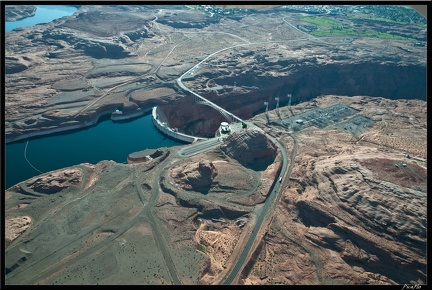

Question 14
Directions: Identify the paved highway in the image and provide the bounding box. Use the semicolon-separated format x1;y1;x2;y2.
173;24;310;285
174;124;295;285
222;131;296;284
146;158;182;285
175;36;300;285
177;137;221;157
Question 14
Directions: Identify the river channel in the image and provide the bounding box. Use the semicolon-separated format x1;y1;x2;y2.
4;5;183;189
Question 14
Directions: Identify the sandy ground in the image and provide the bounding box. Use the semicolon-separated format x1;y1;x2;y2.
5;5;426;285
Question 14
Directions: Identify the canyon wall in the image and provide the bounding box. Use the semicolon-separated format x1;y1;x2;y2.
5;5;426;143
162;62;426;137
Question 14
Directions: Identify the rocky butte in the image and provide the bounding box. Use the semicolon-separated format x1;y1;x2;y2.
5;5;36;21
4;5;427;285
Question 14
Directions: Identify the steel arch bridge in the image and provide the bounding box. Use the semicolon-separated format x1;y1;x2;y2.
193;94;240;124
177;75;243;124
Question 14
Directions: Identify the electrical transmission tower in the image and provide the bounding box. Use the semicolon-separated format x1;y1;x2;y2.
287;93;294;117
275;97;281;120
264;101;269;123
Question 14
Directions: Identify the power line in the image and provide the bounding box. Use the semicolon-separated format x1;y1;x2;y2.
24;141;44;174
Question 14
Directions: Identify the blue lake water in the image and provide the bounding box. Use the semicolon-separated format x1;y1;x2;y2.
6;5;79;32
5;115;183;189
4;5;183;189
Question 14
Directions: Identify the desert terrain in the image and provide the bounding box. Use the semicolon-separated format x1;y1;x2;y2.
4;5;427;285
4;5;37;21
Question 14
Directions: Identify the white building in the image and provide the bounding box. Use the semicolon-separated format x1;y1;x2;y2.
220;122;231;134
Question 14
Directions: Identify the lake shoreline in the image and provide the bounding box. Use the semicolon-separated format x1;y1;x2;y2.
5;110;183;189
5;5;37;22
5;5;79;32
5;108;155;144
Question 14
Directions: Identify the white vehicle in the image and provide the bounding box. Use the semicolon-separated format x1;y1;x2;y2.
279;177;282;182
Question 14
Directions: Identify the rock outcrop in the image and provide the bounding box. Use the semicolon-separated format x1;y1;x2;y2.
4;5;428;285
251;95;427;285
170;160;218;193
220;129;277;170
4;5;426;143
5;5;36;21
38;28;132;59
4;95;427;285
26;168;82;194
155;9;219;29
5;216;32;243
5;56;31;74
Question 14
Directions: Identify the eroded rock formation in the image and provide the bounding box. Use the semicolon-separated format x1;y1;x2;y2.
220;129;278;170
4;5;426;143
5;216;32;243
170;159;218;192
5;5;36;21
25;168;82;194
4;4;427;285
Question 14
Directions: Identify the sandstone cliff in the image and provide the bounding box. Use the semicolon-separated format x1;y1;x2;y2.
5;5;36;21
220;129;278;170
5;5;426;142
170;160;218;193
4;5;427;285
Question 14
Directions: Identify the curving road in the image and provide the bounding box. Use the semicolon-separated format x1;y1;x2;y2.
173;26;306;284
144;159;183;285
222;131;297;284
152;14;313;284
177;137;221;157
175;44;296;285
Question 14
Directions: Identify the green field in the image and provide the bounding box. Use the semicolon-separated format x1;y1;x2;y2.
300;16;416;41
349;16;399;24
349;16;427;28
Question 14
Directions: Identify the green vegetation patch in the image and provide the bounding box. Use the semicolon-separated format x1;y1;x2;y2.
349;16;400;24
301;14;420;41
349;16;426;28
